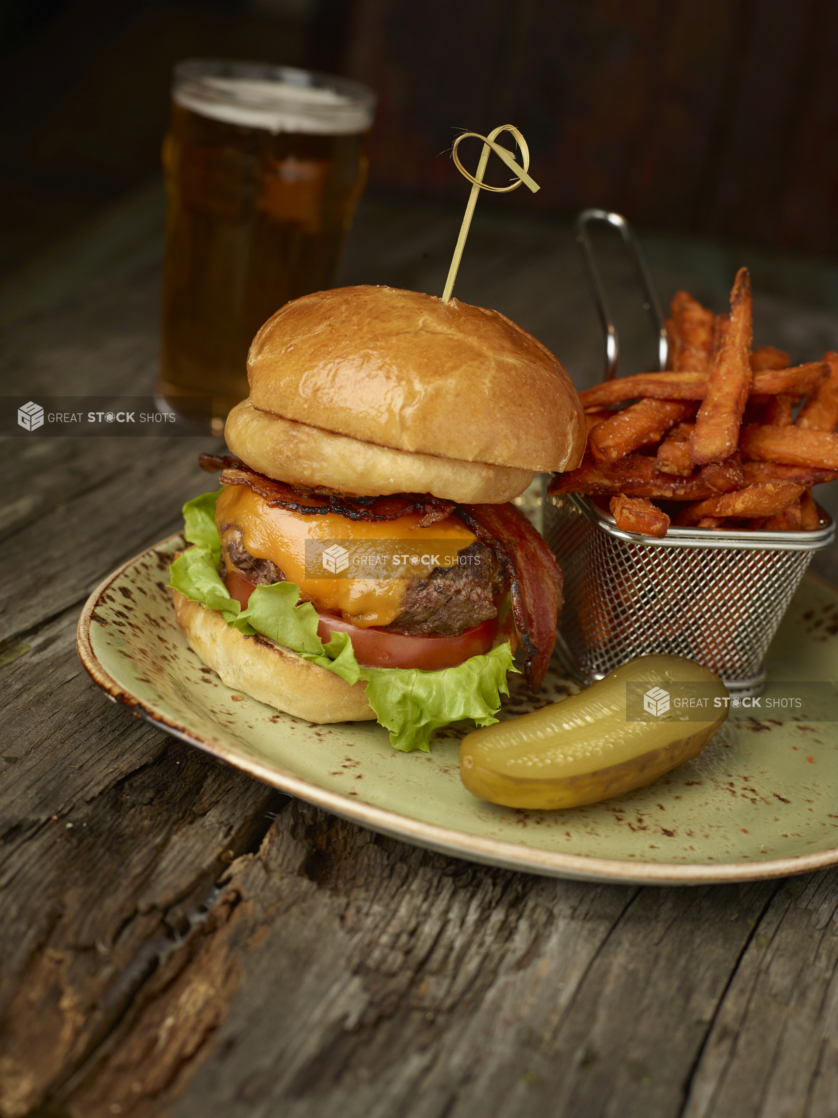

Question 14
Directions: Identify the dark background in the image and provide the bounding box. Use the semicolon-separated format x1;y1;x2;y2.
1;0;836;279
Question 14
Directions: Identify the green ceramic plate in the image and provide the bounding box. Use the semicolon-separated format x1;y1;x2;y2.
77;533;838;885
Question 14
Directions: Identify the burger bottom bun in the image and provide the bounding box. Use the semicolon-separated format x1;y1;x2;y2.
173;590;375;723
224;399;534;504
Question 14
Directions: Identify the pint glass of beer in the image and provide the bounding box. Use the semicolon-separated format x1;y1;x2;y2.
158;60;376;427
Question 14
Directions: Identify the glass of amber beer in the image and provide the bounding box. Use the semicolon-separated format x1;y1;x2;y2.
158;60;375;427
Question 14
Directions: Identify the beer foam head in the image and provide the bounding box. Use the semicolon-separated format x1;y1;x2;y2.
174;76;374;135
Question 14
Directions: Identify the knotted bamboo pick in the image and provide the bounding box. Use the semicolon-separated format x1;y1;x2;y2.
441;124;540;304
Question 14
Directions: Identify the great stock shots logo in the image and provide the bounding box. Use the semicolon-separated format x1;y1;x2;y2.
17;401;44;431
306;540;478;580
626;681;838;723
643;686;671;718
321;544;350;574
3;396;212;436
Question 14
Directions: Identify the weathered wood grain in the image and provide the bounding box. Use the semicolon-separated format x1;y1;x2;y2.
683;871;838;1118
3;183;838;1118
0;604;281;1116
0;437;212;646
19;800;781;1118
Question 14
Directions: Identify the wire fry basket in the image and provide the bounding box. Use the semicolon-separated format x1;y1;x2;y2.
546;210;836;695
546;494;834;694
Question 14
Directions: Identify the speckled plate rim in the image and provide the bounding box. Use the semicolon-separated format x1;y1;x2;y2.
77;533;838;886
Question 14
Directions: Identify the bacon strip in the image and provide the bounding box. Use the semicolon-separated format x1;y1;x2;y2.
200;452;238;473
203;454;455;525
458;503;561;692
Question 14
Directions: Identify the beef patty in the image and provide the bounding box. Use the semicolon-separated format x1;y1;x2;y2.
383;541;501;635
220;528;501;636
222;528;284;585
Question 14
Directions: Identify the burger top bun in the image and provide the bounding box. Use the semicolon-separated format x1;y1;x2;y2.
224;400;535;504
246;285;587;476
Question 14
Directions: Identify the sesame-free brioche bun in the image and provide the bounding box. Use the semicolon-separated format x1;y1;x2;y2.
224;399;534;503
239;285;586;500
173;586;375;723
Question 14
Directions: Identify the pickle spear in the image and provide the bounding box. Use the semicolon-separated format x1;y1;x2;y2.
459;654;728;810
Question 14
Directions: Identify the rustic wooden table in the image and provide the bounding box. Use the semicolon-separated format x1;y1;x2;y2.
4;183;838;1118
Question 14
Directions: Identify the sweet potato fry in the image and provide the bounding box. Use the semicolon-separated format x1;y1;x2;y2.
673;481;805;526
580;372;708;408
585;409;612;433
743;392;794;427
549;454;714;500
742;460;838;487
669;292;715;372
659;445;696;480
657;441;693;476
609;495;670;538
752;362;827;398
558;275;833;538
764;394;794;426
670;421;695;438
763;499;803;530
589;399;693;463
751;345;791;371
578;364;824;410
656;422;695;476
800;490;825;530
701;453;745;493
739;425;838;469
690;268;753;465
795;351;838;431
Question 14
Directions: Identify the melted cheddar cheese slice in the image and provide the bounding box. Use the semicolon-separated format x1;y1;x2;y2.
215;485;477;628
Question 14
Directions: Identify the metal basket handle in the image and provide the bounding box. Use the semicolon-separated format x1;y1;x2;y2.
575;209;669;381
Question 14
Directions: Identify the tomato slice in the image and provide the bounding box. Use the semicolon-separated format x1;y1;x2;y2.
315;611;498;670
225;567;260;609
224;569;498;670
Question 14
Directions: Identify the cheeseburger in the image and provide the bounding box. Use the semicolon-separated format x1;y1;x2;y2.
170;285;586;751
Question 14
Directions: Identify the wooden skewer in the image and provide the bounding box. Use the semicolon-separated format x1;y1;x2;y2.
441;124;540;305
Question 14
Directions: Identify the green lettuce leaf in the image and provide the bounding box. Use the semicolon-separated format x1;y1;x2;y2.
359;644;516;752
306;630;364;687
182;491;222;558
236;582;324;654
296;630;514;751
170;491;517;752
169;545;242;623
